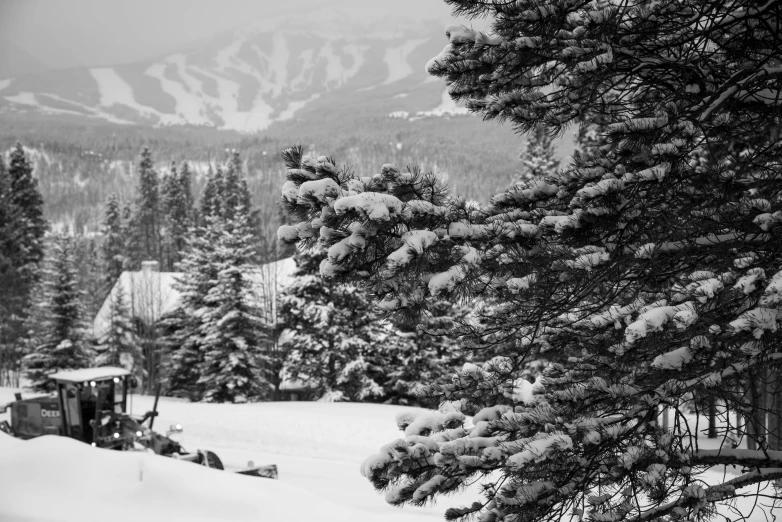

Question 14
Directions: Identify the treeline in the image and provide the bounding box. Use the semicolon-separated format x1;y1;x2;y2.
0;144;290;399
0;114;524;235
1;143;473;405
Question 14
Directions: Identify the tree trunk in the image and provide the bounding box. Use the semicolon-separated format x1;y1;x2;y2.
708;396;717;439
768;369;782;451
751;373;767;450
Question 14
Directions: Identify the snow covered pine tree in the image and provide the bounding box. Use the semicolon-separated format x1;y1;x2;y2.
163;153;272;403
23;234;91;392
160;162;194;272
278;1;782;520
0;144;47;385
101;193;127;291
95;284;142;380
126;147;161;269
279;245;389;402
512;125;559;185
280;243;470;404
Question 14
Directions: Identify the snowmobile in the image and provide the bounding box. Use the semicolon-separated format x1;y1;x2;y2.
0;366;277;479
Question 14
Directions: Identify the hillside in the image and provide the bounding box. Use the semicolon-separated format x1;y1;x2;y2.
0;17;462;132
0;11;576;235
0;112;551;235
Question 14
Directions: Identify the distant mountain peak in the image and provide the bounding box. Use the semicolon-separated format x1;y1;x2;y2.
0;22;459;133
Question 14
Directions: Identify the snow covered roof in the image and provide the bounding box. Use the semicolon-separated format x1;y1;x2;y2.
92;257;297;340
279;378;312;391
50;366;131;384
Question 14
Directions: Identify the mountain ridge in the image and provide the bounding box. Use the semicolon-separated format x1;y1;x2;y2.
0;18;465;133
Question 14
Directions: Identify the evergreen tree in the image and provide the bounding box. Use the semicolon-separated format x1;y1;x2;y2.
279;247;388;402
278;1;782;518
101;193;126;291
275;201;296;260
209;151;270;265
575;122;609;155
17;270;48;384
0;154;13;384
122;203;132;234
512;125;558;184
23;235;91;391
197;210;272;402
161;162;193;271
6;144;47;274
95;284;141;378
199;164;221;224
0;155;9;272
220;151;246;221
126;147;160;268
199;153;254;225
72;236;105;325
178;161;195;214
163;161;272;402
159;249;210;400
0;145;47;385
384;299;471;407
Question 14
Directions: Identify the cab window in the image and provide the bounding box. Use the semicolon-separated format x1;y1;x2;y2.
65;386;81;429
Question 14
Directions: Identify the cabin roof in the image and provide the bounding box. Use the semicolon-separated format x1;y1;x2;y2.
92;257;297;340
49;367;131;384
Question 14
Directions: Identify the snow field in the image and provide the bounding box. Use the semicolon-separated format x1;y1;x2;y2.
1;387;772;521
0;387;475;521
382;39;429;85
0;432;361;522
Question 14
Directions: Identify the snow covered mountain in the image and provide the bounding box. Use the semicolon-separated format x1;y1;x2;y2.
0;16;465;132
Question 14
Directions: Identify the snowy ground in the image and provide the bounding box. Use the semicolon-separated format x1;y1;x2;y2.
0;386;474;522
0;386;775;521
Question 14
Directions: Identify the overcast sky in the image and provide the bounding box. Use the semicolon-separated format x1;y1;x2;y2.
0;0;469;70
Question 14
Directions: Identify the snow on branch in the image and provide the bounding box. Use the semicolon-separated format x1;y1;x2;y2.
491;179;558;208
733;267;765;294
387;231;439;269
574;178;624;200
425;44;457;75
651;346;692;370
298;177;341;204
760;269;782;306
506;432;573;468
574;298;646;329
624;302;697;344
633;232;770;258
428;246;482;297
753;210;782;231
564;249;610;271
445;25;502;46
334;192;404;221
507;274;538;294
694;449;782;467
727;307;779;338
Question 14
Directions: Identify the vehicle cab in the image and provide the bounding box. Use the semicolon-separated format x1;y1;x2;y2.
49;367;132;444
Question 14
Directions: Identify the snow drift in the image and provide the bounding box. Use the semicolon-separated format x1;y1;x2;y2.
0;432;360;522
